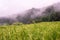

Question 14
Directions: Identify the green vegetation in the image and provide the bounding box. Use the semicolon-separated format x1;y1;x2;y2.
0;21;60;40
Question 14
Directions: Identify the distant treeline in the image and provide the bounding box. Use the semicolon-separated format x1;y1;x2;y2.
0;4;60;25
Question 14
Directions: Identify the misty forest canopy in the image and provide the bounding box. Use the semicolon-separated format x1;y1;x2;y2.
0;3;60;25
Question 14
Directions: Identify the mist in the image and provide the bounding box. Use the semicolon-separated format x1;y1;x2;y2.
0;0;60;17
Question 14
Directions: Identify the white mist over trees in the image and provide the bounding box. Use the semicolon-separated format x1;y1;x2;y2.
0;3;60;25
0;0;60;17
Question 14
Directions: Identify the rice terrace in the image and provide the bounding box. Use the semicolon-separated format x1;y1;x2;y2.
0;21;60;40
0;0;60;40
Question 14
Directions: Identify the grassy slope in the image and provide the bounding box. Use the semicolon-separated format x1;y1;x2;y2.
0;21;60;40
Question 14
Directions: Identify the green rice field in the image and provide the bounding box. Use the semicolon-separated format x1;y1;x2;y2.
0;21;60;40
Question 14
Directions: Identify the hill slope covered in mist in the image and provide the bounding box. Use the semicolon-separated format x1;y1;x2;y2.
0;2;60;25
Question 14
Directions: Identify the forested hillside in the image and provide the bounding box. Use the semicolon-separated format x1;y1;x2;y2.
0;3;60;25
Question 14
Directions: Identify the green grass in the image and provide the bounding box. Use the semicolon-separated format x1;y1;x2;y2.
0;21;60;40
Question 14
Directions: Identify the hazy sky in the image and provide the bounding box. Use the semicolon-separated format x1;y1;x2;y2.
0;0;60;17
